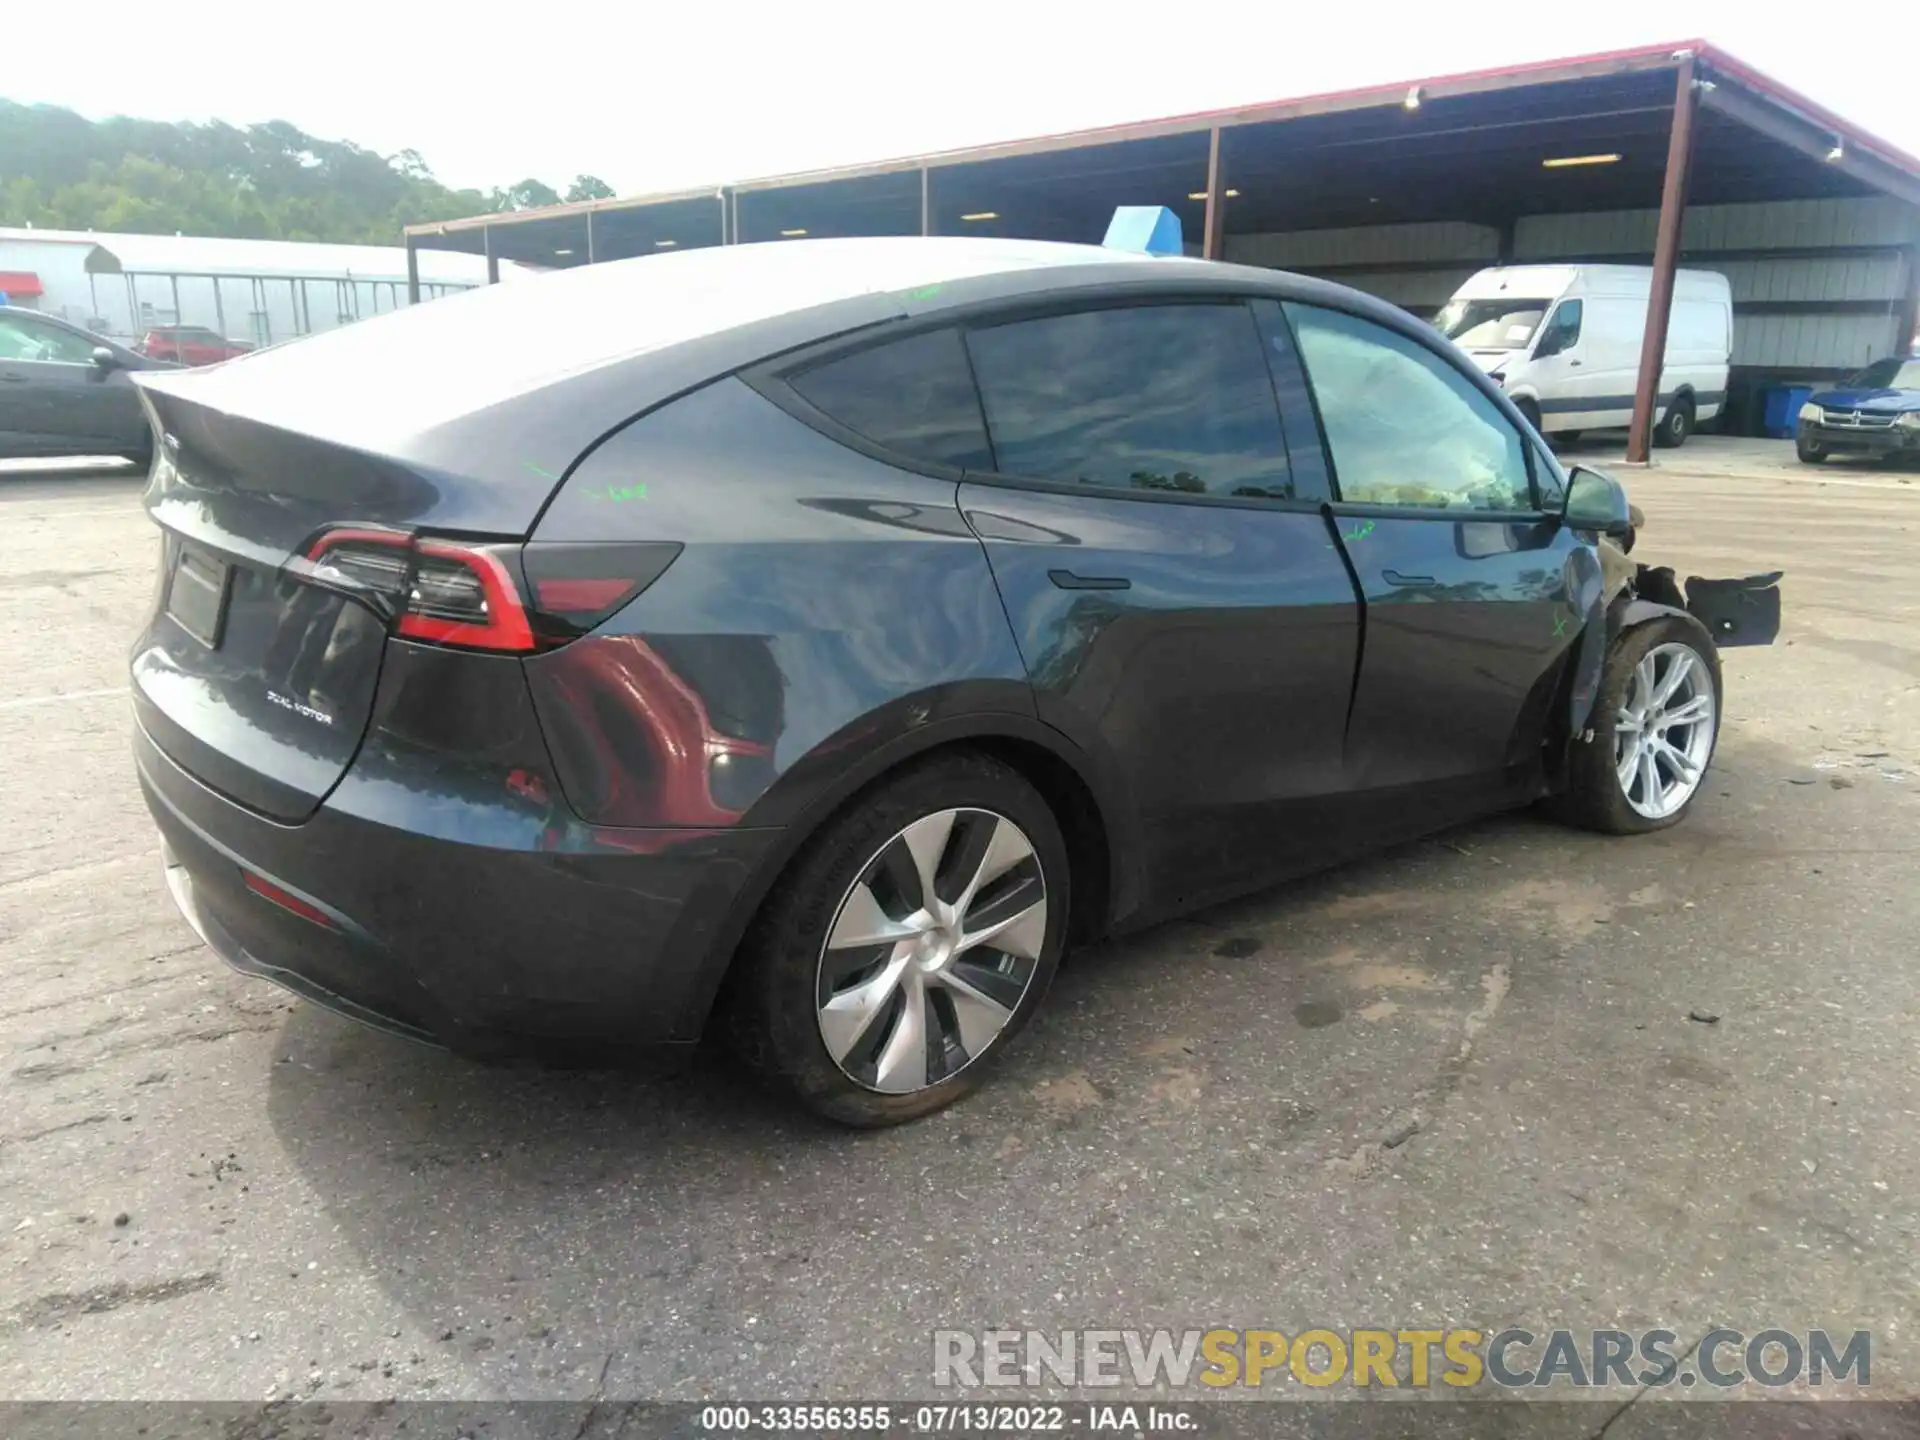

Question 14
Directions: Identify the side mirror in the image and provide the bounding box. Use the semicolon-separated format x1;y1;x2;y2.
1563;465;1633;539
90;346;121;372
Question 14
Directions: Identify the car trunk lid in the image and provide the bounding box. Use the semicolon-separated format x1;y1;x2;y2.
129;385;562;822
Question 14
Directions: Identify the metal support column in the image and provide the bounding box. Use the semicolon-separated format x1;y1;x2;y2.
920;166;932;237
484;225;500;284
1496;219;1517;266
213;279;227;338
1202;127;1226;260
1899;239;1920;356
585;209;597;264
168;274;182;324
405;237;421;304
1627;57;1699;463
729;190;741;245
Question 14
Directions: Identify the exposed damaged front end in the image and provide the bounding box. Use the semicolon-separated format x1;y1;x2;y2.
1556;489;1783;767
1599;503;1784;649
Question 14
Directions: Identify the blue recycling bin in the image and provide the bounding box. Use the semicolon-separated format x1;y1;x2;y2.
1763;385;1812;438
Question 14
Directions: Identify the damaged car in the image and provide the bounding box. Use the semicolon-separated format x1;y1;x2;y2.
129;236;1781;1126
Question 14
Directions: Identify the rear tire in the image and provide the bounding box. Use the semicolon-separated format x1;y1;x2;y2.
1554;617;1721;835
722;750;1068;1126
1654;395;1695;449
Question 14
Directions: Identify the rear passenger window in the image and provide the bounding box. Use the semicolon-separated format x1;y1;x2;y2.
1287;303;1534;512
966;303;1295;499
788;328;993;471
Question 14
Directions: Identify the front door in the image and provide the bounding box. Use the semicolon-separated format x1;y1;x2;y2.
1280;301;1584;824
956;299;1360;921
0;312;138;455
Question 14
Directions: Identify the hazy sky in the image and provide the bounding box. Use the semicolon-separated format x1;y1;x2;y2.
21;2;1920;197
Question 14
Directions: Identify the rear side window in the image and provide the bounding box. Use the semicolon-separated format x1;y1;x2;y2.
1286;303;1533;512
966;303;1295;499
787;328;993;471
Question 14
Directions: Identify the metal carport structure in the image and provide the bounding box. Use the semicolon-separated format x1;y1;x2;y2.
406;40;1920;462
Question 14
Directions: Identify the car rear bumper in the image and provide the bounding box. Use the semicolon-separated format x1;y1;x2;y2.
1798;419;1920;458
135;720;781;1058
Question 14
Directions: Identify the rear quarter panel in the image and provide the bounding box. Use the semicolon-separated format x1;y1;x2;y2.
525;377;1036;831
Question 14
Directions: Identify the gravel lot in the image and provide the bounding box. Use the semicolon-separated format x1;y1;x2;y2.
1;440;1916;1422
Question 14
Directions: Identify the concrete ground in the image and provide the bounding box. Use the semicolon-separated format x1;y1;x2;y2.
1;436;1916;1422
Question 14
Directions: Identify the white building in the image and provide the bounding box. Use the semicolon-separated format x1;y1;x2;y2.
0;227;506;346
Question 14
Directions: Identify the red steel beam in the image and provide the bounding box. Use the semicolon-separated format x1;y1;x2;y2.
1627;58;1698;463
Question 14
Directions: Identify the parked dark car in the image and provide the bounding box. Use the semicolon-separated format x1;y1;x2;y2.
132;237;1764;1126
137;325;255;367
0;309;170;462
1795;356;1920;464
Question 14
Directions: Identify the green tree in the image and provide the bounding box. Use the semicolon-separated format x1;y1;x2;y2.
0;98;578;243
564;174;615;203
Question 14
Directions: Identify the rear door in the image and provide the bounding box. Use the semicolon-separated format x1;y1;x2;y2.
951;299;1360;918
1280;300;1581;824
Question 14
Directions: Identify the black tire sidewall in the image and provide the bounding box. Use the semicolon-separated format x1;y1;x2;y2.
1656;397;1694;448
1561;617;1721;834
1797;439;1826;464
726;751;1069;1127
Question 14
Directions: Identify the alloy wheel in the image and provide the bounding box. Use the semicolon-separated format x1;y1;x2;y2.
1615;642;1715;819
815;807;1048;1094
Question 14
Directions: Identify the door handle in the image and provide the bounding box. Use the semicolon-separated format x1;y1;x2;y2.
1570;360;1584;367
1382;569;1438;588
0;372;29;383
1048;569;1131;591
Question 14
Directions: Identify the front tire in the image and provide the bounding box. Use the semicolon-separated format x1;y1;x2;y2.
1796;436;1826;464
1654;395;1695;449
723;751;1068;1126
1556;618;1721;835
1514;397;1543;437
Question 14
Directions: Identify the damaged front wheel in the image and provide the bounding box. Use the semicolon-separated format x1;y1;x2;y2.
1555;618;1721;834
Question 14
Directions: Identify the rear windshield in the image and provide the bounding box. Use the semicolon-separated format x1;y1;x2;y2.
1435;298;1552;351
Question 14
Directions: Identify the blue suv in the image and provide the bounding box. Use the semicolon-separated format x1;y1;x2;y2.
1797;356;1920;465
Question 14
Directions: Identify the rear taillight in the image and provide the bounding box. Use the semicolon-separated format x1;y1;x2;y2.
304;528;535;653
519;542;683;643
299;531;681;653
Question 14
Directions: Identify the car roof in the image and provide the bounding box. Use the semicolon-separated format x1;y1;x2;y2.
139;235;1435;497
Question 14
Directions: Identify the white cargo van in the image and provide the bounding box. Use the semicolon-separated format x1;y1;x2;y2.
1434;265;1732;447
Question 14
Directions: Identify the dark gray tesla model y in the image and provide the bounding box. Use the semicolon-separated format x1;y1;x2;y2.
131;236;1767;1125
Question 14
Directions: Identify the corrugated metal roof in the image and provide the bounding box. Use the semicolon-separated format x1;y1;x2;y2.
0;227;502;283
408;38;1920;240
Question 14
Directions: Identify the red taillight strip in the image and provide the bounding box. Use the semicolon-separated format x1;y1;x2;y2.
300;526;538;655
306;527;410;562
531;576;640;615
403;540;537;653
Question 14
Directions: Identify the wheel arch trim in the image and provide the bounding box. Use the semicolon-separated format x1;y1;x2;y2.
672;710;1132;1037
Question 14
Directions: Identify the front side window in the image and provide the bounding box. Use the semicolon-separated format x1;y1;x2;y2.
1287;303;1533;513
966;303;1295;499
786;327;993;471
1533;299;1583;359
0;313;95;365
